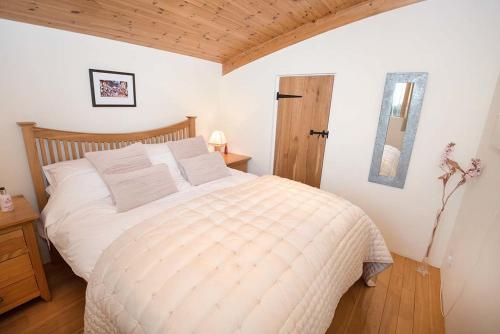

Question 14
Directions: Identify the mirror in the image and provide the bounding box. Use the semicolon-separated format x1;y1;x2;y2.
369;73;428;188
379;82;414;177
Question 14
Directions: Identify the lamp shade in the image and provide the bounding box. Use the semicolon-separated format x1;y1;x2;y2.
209;131;227;146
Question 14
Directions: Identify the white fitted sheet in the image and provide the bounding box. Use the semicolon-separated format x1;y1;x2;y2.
42;169;257;281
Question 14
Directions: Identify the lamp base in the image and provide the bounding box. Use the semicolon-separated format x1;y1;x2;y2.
212;144;228;153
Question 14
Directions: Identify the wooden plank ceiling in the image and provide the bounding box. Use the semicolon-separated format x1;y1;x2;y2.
0;0;421;74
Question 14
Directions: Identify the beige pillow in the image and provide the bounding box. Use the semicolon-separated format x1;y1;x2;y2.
85;143;178;211
85;143;151;175
178;152;231;186
167;136;209;161
167;136;209;178
103;164;178;212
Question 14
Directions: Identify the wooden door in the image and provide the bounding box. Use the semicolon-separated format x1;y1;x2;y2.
273;75;334;187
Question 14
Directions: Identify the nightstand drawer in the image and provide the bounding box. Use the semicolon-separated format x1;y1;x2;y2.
0;195;50;310
0;229;28;262
0;254;34;288
0;275;39;314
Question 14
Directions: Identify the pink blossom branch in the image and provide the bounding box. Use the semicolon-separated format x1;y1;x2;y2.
425;179;464;258
423;144;482;260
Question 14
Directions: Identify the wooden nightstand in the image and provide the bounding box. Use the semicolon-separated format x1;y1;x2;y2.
222;153;251;172
0;195;50;314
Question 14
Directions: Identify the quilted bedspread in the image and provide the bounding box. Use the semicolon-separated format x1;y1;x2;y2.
84;176;392;334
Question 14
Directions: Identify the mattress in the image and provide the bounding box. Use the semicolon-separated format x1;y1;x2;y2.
42;168;257;281
84;175;392;334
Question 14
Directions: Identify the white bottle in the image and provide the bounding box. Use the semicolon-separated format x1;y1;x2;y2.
0;187;14;212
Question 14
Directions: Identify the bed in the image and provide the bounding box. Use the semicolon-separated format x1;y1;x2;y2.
18;117;392;334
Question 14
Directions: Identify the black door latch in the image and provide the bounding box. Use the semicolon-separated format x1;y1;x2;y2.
276;92;303;100
309;129;329;138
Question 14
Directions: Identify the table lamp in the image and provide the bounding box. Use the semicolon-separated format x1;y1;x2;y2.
209;130;227;153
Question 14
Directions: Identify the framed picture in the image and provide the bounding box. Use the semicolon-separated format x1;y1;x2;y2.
89;69;136;107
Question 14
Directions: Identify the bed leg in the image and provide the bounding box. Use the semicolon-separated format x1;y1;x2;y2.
49;247;64;264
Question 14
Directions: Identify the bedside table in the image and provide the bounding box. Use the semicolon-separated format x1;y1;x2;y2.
222;153;251;172
0;195;50;314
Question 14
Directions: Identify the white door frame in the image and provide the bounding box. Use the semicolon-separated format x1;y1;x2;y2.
268;72;336;177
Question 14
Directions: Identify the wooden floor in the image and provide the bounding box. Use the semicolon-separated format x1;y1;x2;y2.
327;254;444;334
0;253;443;334
0;262;86;334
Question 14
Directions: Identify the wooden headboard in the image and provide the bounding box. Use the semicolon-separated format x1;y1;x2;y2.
18;116;196;211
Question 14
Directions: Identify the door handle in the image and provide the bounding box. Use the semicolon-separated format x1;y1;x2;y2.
309;130;329;138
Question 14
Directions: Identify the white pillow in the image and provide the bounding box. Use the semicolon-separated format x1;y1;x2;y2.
42;158;96;188
144;143;191;190
42;171;111;230
45;185;55;196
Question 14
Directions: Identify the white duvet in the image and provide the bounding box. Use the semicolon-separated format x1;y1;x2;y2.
42;168;256;280
83;176;392;334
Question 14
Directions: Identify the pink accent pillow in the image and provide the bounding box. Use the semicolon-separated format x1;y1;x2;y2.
103;164;178;212
167;136;209;178
178;152;231;186
85;143;151;175
85;143;178;211
166;136;208;160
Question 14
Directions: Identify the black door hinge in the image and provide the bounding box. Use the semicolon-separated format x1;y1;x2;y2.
276;92;303;100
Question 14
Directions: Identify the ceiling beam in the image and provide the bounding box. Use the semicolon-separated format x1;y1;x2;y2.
222;0;423;75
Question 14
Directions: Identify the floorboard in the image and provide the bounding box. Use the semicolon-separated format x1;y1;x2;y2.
395;257;417;334
0;262;86;334
328;253;444;334
378;254;404;334
0;254;444;333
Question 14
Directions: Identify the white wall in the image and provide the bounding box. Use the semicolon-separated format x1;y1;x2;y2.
440;75;500;333
218;0;500;265
0;19;221;210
